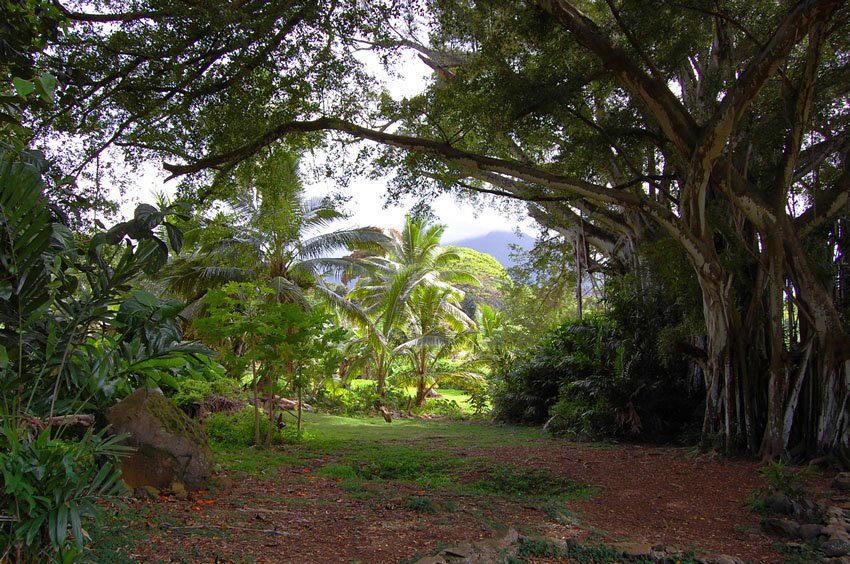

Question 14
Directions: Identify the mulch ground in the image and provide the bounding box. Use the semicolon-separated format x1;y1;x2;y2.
100;441;836;563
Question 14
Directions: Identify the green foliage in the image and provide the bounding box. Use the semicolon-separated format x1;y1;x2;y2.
445;246;509;316
0;426;130;562
492;262;704;441
474;465;592;499
491;316;620;431
413;398;463;419
751;461;818;505
0;148;199;415
509;537;691;564
0;148;215;562
404;495;437;513
168;366;237;410
314;381;407;416
195;281;344;443
204;406;287;448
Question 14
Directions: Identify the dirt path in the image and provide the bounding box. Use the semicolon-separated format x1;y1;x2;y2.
92;427;835;563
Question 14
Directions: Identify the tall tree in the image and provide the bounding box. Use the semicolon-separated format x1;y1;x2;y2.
161;148;386;308
347;215;476;397
30;1;850;463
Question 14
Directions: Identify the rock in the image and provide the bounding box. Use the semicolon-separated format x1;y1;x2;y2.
822;539;850;558
698;555;745;564
792;498;825;522
833;473;850;492
210;475;236;492
825;525;850;542
763;493;795;515
826;557;850;564
761;517;801;538
612;542;654;558
796;523;824;540
414;527;519;563
108;388;213;491
134;485;160;499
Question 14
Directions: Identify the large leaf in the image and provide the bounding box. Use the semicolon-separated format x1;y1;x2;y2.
0;151;56;331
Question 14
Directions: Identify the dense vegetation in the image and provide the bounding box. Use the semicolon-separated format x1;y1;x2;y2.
2;0;849;560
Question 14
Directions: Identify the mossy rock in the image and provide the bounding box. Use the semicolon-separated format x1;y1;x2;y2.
107;388;213;491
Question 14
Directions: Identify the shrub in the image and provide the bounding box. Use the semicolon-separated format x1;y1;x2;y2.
404;496;437;513
0;426;129;562
168;367;240;411
204;406;286;447
413;398;463;418
313;382;408;416
492;279;704;442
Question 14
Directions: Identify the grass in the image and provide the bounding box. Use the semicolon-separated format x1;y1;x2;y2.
209;412;590;516
101;412;598;562
294;411;546;450
345;379;481;413
214;446;302;477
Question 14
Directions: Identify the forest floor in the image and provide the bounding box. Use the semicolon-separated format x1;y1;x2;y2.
89;413;837;563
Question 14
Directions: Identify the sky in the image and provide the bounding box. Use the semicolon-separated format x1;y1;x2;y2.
119;48;538;244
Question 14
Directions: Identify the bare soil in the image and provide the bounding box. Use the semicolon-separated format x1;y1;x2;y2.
98;438;835;563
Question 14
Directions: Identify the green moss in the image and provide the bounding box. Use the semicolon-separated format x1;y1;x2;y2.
143;391;209;446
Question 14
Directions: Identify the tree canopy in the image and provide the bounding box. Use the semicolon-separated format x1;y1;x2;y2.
18;0;850;463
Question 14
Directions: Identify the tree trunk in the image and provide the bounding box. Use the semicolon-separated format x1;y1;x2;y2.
415;374;427;407
297;384;303;433
265;375;275;446
251;350;260;446
697;268;748;453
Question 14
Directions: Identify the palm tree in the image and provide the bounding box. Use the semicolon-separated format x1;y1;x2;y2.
160;149;386;308
394;284;482;406
346;215;478;400
159;149;386;433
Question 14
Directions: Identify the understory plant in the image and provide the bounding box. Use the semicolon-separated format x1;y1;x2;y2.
0;148;199;561
0;426;130;562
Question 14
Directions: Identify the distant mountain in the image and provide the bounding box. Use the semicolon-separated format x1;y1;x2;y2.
447;230;533;269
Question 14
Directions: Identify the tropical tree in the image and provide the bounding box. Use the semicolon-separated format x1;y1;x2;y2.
394;284;480;406
23;0;850;463
347;215;477;398
161;149;387;309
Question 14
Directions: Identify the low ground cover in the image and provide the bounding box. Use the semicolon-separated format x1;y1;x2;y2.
88;413;829;562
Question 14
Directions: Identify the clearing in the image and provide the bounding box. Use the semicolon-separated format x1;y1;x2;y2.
90;413;832;563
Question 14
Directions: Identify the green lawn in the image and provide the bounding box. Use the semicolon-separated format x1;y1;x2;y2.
345;378;480;412
213;412;592;504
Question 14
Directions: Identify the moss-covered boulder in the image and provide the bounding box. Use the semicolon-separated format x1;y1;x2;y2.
107;388;213;491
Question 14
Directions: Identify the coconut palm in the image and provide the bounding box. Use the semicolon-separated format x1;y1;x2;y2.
346;215;479;399
394;284;482;406
160;149;387;309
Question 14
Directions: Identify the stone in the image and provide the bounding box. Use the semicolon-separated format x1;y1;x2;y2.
612;542;654;558
414;527;519;563
833;473;850;492
133;485;160;499
761;517;801;538
763;493;795;515
822;539;850;558
108;388;213;491
796;523;824;540
698;555;745;564
210;475;236;492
